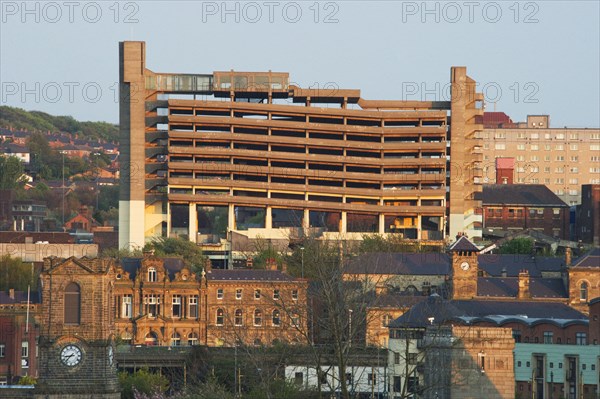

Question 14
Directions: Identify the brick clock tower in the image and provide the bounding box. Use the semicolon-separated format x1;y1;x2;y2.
35;257;120;398
450;236;480;299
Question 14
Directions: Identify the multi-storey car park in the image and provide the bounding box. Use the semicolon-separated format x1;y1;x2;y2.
119;41;484;256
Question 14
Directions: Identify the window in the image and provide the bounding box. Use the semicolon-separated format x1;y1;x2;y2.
345;373;352;385
382;314;392;327
148;267;157;282
272;310;281;326
495;143;506;150
555;144;564;150
517;155;525;161
254;309;262;326
570;144;578;150
368;373;376;385
64;282;81;325
292;290;298;300
145;294;161;317
580;282;588;301
236;289;242;300
513;330;522;343
217;288;223;300
189;296;198;318
121;294;132;318
576;332;587;345
187;332;198;346
216;308;224;326
394;352;400;364
494;132;506;139
291;313;300;327
273;289;280;300
393;376;401;392
591;144;600;151
234;309;243;326
550;362;554;368
254;289;261;299
570;156;579;162
170;295;182;318
556;155;564;161
0;344;5;358
21;341;28;358
530;144;539;150
517;144;525;150
531;133;539;139
294;372;303;385
408;353;418;365
517;361;522;367
569;178;578;184
544;331;553;344
170;332;181;346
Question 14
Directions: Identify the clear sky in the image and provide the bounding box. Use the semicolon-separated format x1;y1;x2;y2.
1;1;599;127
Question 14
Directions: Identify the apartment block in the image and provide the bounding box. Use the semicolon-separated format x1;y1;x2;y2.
119;41;484;251
481;114;600;205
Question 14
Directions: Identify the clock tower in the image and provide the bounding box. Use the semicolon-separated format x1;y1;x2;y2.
35;257;120;398
449;236;480;300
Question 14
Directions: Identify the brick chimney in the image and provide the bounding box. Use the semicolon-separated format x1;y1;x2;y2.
265;257;278;271
565;247;572;266
495;157;514;184
9;288;15;300
518;270;530;299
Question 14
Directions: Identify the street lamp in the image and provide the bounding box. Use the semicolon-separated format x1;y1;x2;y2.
300;246;305;278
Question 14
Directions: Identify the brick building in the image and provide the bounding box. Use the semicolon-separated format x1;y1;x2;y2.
482;184;570;239
481;114;600;205
577;184;600;245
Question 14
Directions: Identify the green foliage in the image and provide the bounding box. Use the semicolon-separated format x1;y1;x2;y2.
499;238;534;254
0;156;25;189
17;375;37;385
251;239;283;270
358;234;443;254
0;106;118;142
0;255;38;291
118;369;169;399
101;247;144;259
175;376;235;399
146;237;207;274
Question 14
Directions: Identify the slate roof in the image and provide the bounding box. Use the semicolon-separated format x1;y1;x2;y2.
448;236;480;252
478;254;565;277
483;184;568;207
477;277;567;298
571;248;600;268
120;257;187;280
389;296;587;328
344;252;450;275
207;269;296;282
368;293;428;309
0;291;40;304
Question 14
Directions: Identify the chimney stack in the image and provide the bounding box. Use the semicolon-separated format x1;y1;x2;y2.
565;247;572;266
265;257;278;271
9;289;15;300
518;269;530;299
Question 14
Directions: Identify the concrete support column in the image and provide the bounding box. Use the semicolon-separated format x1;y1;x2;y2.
303;209;310;232
378;214;385;234
188;203;197;243
417;215;422;240
265;206;273;229
340;212;347;234
228;204;235;231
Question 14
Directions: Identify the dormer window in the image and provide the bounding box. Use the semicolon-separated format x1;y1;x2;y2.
148;267;157;282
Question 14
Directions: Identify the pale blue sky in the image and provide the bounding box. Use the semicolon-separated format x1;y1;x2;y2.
1;1;599;127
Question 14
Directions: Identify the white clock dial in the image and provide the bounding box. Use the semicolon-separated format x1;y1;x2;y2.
460;261;470;271
60;344;82;366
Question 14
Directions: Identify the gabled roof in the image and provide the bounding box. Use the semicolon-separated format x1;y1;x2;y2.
207;269;297;282
477;277;567;298
344;253;450;275
571;248;600;268
478;254;565;277
483;184;568;207
448;236;480;252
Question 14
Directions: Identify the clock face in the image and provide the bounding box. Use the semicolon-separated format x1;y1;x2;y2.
460;261;470;271
60;344;82;367
108;346;114;365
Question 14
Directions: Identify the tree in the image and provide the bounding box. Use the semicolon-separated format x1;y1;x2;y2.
146;237;207;274
118;369;169;399
0;255;38;291
499;238;534;254
0;155;25;189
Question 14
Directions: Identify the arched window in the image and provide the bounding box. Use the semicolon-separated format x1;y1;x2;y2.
187;332;198;346
148;267;157;282
171;332;181;346
216;308;224;326
580;282;588;301
254;309;262;326
272;310;281;326
64;282;80;325
234;309;243;326
145;331;158;346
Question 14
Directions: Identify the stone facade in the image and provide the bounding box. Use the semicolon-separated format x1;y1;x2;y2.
34;257;120;398
451;249;479;300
